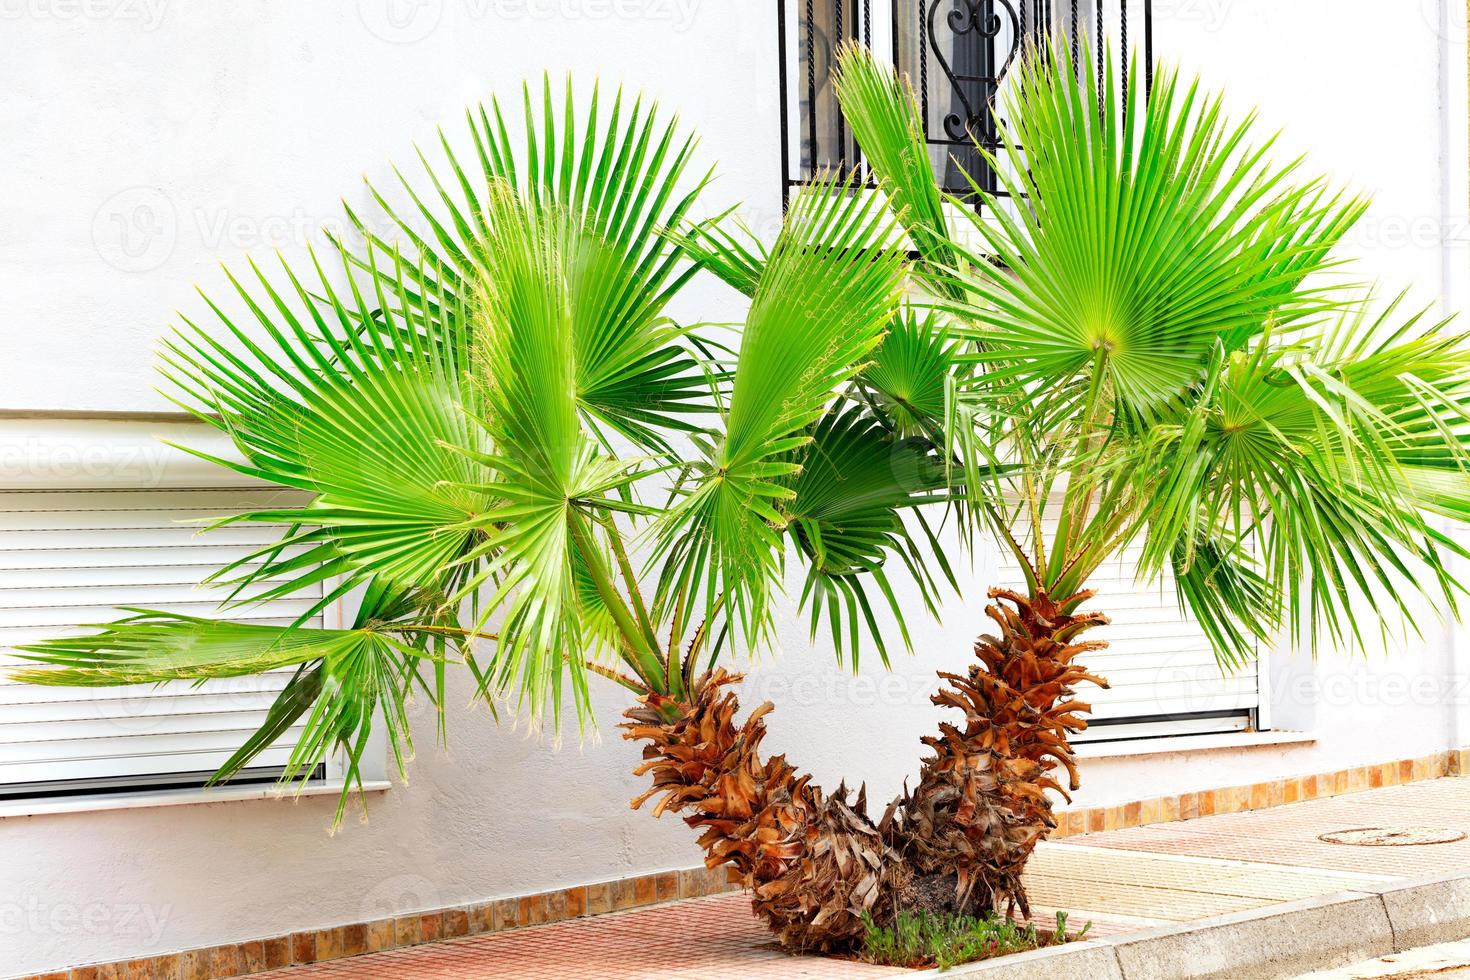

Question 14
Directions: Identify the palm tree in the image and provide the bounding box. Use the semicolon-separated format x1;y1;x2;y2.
16;41;1470;956
822;39;1470;919
13;80;963;951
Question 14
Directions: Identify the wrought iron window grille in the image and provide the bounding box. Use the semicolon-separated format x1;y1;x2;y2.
776;1;1154;211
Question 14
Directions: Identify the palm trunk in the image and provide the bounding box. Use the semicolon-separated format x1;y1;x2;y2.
893;587;1110;918
623;668;914;951
621;587;1108;949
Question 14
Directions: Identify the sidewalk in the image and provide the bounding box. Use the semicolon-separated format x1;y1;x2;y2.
252;777;1470;980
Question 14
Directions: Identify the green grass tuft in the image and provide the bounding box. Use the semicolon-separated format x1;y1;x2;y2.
857;908;1090;971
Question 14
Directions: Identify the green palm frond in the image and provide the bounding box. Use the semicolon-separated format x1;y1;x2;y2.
950;42;1367;418
159;246;491;615
832;42;953;277
352;76;716;453
656;175;909;642
860;307;957;436
1134;300;1470;652
16;609;422;822
785;405;955;666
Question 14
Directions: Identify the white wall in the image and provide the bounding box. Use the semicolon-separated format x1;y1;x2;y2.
1;1;1467;975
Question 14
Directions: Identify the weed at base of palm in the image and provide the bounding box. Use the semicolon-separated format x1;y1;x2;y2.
858;908;1090;971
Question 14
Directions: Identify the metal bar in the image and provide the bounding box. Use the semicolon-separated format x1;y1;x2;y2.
1096;0;1104;113
835;0;847;176
1121;0;1130;111
919;0;930;131
806;0;818;178
778;0;792;209
1144;0;1154;94
1071;0;1078;66
891;0;900;69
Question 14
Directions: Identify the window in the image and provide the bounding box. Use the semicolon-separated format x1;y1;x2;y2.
0;426;339;801
1002;510;1261;744
777;1;1156;206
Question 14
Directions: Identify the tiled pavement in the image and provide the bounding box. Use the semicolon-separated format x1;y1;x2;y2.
254;777;1470;979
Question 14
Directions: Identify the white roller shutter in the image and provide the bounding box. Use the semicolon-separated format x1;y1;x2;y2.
1003;515;1259;743
0;484;337;797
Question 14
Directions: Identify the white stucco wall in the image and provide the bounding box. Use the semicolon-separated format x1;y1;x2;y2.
1;2;1467;975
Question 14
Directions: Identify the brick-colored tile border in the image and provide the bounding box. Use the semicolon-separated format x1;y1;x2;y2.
21;746;1470;980
18;866;738;980
1052;747;1470;838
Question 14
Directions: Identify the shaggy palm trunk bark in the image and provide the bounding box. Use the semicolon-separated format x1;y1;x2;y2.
623;668;914;951
894;587;1110;918
622;587;1109;949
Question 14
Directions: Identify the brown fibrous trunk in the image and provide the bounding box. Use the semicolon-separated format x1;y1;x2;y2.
621;587;1109;951
892;587;1109;918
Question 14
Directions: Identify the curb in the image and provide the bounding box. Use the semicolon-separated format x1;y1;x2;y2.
921;872;1470;980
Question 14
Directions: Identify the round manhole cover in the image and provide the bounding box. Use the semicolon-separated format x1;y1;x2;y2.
1318;827;1466;846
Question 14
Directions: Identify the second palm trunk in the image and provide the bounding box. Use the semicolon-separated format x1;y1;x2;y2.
621;586;1109;950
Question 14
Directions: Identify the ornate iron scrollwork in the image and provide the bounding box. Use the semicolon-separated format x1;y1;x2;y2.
928;0;1023;146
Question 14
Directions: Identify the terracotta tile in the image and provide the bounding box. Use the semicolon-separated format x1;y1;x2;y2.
1123;801;1142;826
177;950;212;980
314;926;346;961
633;874;657;906
290;931;317;964
442;908;470;939
494;898;521;931
1160;795;1181;823
1198;789;1217;816
32;973;73;980
416;912;445;942
1400;759;1416;783
654;872;679;903
238;940;267;974
1332;770;1350;794
72;969;103;980
209;945;241;978
467;904;496;935
585;881;613;914
340;922;368;957
1266;781;1285;808
517;893;549;926
613;877;640;911
363;917;396;950
1178;792;1198;821
261;936;291;970
1368;765;1384;789
1414;757;1432;781
1249;782;1270;811
676;868;703;899
1086;808;1105;833
1347;767;1369;793
563;885;587;918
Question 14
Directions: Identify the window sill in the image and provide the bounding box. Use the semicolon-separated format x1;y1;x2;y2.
1074;730;1317;761
0;780;391;819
